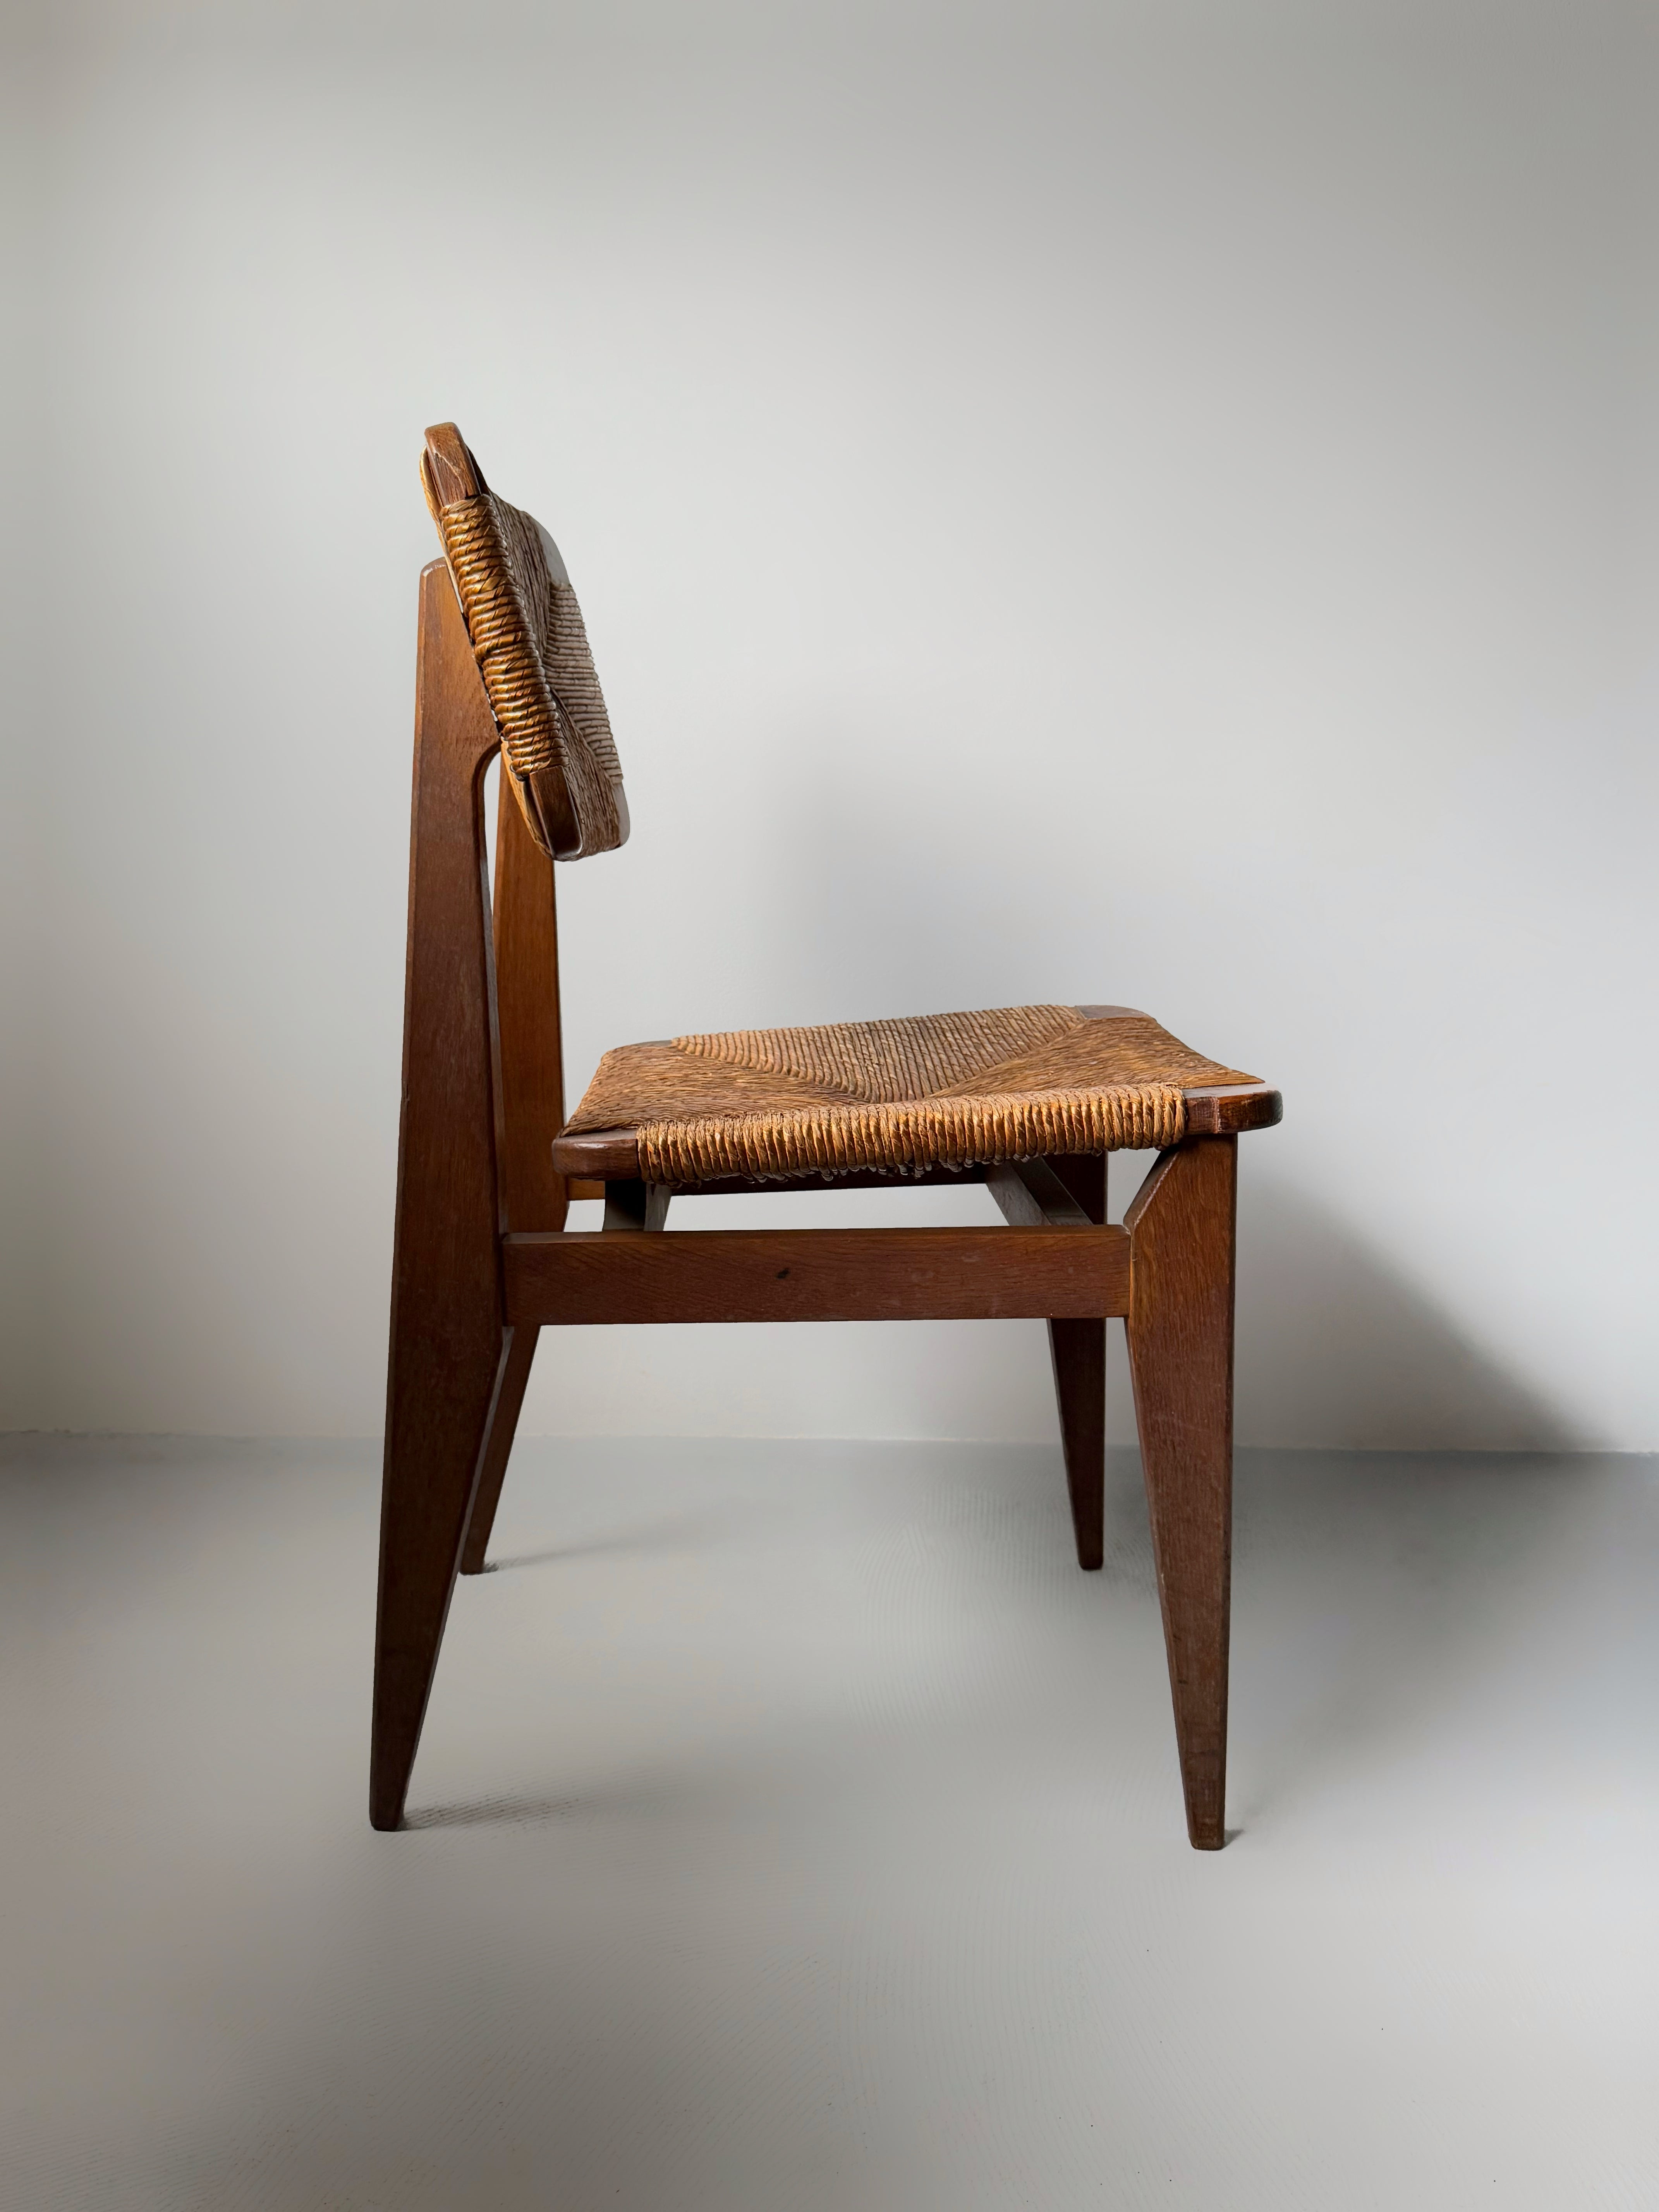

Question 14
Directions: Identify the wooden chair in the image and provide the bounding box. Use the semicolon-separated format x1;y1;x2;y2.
374;424;1281;1846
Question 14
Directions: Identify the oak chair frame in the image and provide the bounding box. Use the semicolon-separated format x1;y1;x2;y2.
374;554;1281;1846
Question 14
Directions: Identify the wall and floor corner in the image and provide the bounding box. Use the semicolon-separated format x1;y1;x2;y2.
2;0;1655;1453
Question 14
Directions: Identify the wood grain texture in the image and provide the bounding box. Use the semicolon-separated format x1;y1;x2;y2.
1182;1085;1282;1137
449;768;567;1579
504;1224;1130;1327
458;1322;539;1578
985;1158;1091;1228
1123;1136;1237;1850
986;1161;1108;1569
493;766;568;1234
373;561;508;1831
1049;1156;1108;1573
421;421;483;507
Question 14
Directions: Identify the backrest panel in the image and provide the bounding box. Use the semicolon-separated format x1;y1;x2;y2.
421;423;629;862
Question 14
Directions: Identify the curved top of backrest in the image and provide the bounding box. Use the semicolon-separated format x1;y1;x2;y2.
421;423;629;862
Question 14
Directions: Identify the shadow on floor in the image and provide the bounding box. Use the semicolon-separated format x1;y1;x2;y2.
485;1504;741;1574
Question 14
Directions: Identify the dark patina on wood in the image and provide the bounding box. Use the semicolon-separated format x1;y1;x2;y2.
374;443;1278;1849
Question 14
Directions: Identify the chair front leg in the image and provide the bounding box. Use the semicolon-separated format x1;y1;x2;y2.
1122;1135;1237;1850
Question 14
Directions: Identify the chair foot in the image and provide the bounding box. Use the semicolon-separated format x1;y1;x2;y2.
1123;1137;1237;1851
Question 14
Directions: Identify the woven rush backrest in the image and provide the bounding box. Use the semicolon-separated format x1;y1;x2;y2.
421;423;629;862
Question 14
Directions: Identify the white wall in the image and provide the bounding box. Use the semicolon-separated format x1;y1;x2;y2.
7;0;1657;1446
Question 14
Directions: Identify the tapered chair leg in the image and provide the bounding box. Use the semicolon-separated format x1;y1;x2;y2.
373;1323;510;1829
1122;1135;1237;1850
1041;1153;1106;1569
460;1325;540;1575
1048;1319;1106;1569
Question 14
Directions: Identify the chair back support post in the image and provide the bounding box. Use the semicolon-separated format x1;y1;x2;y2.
491;760;570;1233
453;761;570;1578
373;559;512;1829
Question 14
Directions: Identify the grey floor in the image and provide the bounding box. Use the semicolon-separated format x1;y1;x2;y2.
7;1435;1657;2211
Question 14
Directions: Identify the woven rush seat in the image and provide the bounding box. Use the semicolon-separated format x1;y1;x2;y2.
555;1002;1258;1185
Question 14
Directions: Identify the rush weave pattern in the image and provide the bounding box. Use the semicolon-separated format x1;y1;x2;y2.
424;471;627;861
563;1006;1256;1183
675;1005;1084;1102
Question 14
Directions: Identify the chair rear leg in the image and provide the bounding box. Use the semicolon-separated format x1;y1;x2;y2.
1044;1153;1106;1569
460;1325;540;1575
1122;1136;1237;1850
1048;1319;1106;1569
